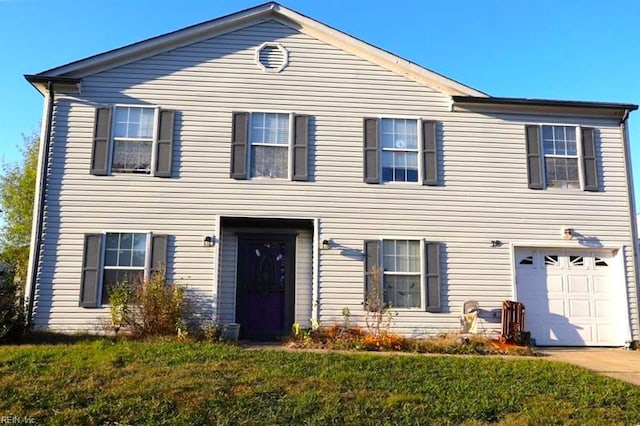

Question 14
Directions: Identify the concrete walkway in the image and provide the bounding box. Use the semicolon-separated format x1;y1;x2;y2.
538;348;640;386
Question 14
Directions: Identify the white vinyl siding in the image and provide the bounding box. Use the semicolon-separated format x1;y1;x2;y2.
32;19;638;341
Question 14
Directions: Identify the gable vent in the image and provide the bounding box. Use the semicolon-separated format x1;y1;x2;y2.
256;42;288;73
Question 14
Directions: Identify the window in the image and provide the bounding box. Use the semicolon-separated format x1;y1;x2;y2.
79;233;168;308
381;118;419;182
112;107;155;173
364;239;441;311
382;240;421;308
525;124;598;191
363;118;438;185
542;125;579;189
90;106;175;177
250;112;290;178
230;112;309;181
102;233;148;303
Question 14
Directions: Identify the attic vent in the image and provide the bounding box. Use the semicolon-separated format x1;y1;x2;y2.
256;43;288;73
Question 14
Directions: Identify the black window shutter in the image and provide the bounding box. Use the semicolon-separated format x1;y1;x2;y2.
422;120;439;185
582;127;599;192
363;118;380;183
525;125;544;189
292;114;309;181
363;240;381;300
154;110;175;178
231;112;249;179
91;108;112;175
151;234;168;277
425;242;441;313
79;234;103;308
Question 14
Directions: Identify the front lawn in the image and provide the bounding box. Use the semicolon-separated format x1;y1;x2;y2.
0;340;639;424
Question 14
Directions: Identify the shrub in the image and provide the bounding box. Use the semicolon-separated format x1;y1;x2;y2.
0;265;25;343
108;270;185;338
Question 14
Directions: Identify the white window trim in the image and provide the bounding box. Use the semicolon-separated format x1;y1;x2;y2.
247;111;294;180
537;123;584;190
378;116;423;185
109;104;160;175
378;237;425;310
98;230;152;305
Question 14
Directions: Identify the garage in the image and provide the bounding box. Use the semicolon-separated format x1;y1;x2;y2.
515;249;626;346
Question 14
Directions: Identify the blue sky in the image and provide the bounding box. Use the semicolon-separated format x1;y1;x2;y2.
1;0;639;202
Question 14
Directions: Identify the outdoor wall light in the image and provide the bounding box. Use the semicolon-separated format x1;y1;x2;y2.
490;240;502;248
203;236;214;247
562;228;574;240
322;239;331;250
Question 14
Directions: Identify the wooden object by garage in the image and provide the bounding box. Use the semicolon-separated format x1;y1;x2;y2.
501;300;528;344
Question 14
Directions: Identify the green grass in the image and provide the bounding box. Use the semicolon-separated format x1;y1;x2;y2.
0;339;639;425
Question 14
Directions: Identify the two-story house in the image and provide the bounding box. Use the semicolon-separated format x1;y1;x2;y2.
24;3;639;346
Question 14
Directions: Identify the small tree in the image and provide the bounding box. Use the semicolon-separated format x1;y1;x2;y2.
108;269;186;338
363;265;395;339
0;266;25;342
0;133;39;289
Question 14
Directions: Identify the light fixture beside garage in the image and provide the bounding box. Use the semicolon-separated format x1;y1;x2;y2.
562;227;574;240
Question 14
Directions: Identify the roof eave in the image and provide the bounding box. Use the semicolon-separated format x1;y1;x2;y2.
24;75;82;96
452;96;638;120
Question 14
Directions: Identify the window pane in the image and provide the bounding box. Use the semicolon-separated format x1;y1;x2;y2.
104;249;118;266
383;240;419;272
132;250;146;267
120;233;133;249
106;233;119;249
139;109;155;138
103;269;144;304
251;146;288;178
382;152;418;182
118;250;133;266
381;118;417;149
383;275;421;308
132;233;147;251
113;141;152;172
545;157;579;188
251;113;289;145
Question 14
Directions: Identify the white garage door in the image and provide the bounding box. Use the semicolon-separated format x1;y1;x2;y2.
515;249;624;346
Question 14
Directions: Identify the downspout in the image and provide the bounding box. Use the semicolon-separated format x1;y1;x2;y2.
25;81;55;328
620;110;640;344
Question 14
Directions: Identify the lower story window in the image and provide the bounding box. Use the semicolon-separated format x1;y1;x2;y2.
102;232;147;303
383;239;421;308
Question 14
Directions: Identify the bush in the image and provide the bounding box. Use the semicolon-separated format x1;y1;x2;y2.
108;270;185;339
0;266;25;342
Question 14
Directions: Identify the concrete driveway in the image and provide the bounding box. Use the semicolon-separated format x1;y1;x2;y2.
538;348;640;386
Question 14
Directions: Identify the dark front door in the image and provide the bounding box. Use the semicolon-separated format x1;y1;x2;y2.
236;234;296;339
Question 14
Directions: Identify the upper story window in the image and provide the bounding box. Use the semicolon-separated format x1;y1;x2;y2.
230;112;309;181
363;118;439;186
381;118;419;182
525;124;598;191
113;106;156;173
90;106;175;177
249;112;290;178
542;125;579;189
